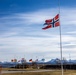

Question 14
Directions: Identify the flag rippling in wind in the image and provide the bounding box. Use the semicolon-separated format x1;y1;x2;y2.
29;59;32;62
42;14;60;30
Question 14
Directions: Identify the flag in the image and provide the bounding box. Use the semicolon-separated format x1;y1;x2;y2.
42;14;60;30
29;59;32;62
18;60;20;62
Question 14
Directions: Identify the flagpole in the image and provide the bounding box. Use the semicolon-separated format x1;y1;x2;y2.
58;0;64;75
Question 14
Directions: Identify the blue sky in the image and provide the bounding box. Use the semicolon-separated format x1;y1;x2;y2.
0;0;76;62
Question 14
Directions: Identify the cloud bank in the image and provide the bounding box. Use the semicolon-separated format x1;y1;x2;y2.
0;7;76;61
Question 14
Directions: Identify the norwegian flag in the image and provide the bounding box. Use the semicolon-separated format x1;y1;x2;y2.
42;14;60;30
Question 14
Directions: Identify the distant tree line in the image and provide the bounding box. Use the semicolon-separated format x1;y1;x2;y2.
40;64;76;70
11;62;76;70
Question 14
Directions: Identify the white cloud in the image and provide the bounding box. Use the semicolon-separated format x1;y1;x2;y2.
0;7;76;61
1;8;76;26
67;31;76;34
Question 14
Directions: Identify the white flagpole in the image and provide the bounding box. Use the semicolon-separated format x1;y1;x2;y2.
58;0;64;75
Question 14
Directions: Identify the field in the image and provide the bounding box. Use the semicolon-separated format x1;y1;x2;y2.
1;68;76;75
